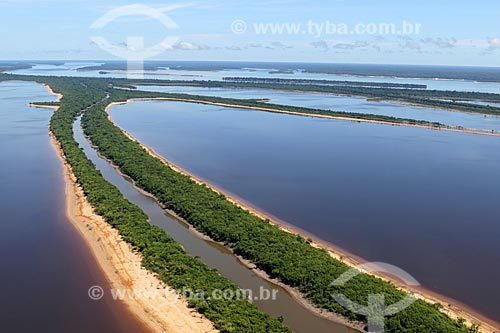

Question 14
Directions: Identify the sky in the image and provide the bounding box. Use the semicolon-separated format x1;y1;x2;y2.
1;0;500;66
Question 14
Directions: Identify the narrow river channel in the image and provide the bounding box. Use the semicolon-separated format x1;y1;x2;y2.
73;117;360;333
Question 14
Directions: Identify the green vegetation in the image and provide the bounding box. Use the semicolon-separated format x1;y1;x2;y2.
223;77;428;89
117;78;500;116
108;87;444;127
30;101;61;107
73;61;500;83
0;73;480;332
0;73;290;333
85;87;475;332
0;62;33;72
297;64;500;83
76;62;172;72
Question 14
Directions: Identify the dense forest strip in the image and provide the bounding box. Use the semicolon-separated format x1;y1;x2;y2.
29;101;61;107
114;78;500;116
73;62;500;83
79;85;479;332
130;97;496;136
0;73;455;129
0;73;490;331
222;77;428;89
51;129;220;333
0;74;291;333
108;87;444;127
107;89;500;137
0;62;32;72
298;65;500;83
11;71;494;131
114;78;500;102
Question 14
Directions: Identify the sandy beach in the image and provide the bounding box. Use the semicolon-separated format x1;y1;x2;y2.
43;84;63;102
105;98;500;333
38;88;218;333
81;116;367;332
49;132;218;333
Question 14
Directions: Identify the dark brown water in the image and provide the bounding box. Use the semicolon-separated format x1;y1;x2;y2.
0;82;149;333
109;100;500;324
74;118;359;333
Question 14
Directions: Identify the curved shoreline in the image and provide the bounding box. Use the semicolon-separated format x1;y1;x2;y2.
79;122;366;332
135;83;500;119
106;98;500;333
43;84;63;102
50;133;218;333
37;86;218;333
302;72;500;86
111;97;500;137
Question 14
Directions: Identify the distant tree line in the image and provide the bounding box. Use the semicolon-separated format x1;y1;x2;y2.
0;73;291;333
0;73;480;332
222;77;428;89
114;78;500;116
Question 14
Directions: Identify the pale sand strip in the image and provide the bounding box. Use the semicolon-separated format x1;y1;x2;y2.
80;123;367;332
231;85;500;119
105;98;500;333
43;84;63;102
28;104;59;110
110;97;500;137
35;87;218;333
51;135;218;333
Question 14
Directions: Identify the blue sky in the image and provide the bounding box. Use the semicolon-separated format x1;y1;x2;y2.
1;0;500;66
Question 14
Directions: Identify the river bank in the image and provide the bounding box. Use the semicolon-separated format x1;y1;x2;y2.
38;85;218;333
49;131;218;333
109;97;500;137
135;83;500;121
43;84;63;102
80;114;366;333
105;98;500;333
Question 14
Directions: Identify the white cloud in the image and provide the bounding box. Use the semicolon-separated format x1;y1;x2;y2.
310;40;373;52
175;41;202;50
488;38;500;49
420;37;457;49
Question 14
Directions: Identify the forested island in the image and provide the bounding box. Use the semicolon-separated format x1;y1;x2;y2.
73;62;500;83
222;77;428;89
115;79;500;116
0;73;488;332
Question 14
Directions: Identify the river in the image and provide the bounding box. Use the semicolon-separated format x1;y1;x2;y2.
108;99;500;324
73;117;359;333
0;81;149;332
9;62;500;93
134;85;500;132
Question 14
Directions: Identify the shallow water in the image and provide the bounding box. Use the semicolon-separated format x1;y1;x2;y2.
109;99;500;323
0;81;149;333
